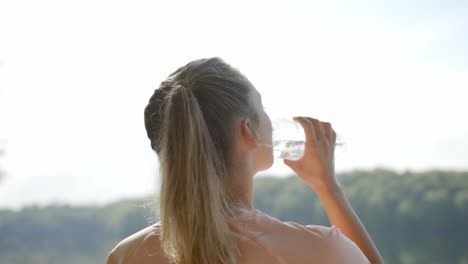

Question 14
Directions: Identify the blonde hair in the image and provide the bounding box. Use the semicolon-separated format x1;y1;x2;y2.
144;57;260;264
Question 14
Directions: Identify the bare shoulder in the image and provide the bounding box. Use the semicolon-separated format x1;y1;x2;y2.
253;209;330;240
106;223;161;264
252;211;370;263
304;225;371;263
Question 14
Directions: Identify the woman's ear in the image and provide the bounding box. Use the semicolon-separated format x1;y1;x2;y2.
241;119;259;146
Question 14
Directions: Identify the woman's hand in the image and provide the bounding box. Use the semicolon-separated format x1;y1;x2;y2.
283;116;339;194
284;117;384;263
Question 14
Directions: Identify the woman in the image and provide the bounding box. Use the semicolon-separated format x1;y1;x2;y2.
106;57;383;264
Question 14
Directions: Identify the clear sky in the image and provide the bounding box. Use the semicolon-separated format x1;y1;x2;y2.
0;0;467;209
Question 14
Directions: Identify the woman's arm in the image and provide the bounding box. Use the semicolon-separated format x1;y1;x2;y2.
283;116;383;264
315;183;383;264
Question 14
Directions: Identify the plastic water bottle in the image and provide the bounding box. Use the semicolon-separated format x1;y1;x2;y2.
271;117;306;160
270;117;345;161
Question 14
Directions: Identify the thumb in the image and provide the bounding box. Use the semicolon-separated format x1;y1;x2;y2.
283;158;298;171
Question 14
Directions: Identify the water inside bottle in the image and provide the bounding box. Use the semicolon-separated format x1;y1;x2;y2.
273;139;305;160
270;116;306;160
270;116;347;160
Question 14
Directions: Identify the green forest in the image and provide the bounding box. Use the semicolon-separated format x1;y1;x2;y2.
1;168;467;264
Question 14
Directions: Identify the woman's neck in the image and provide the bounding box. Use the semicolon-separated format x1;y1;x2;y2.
226;166;255;210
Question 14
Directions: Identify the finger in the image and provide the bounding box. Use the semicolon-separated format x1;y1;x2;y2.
304;117;325;142
283;158;298;170
320;121;332;144
284;158;305;176
321;121;337;145
320;121;332;143
293;116;317;143
331;130;336;145
322;121;337;145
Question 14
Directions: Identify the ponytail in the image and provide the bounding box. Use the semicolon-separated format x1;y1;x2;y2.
158;81;240;264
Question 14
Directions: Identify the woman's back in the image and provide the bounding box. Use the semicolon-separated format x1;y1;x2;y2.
106;208;370;264
124;57;383;263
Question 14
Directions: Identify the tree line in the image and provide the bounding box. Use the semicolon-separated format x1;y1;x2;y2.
0;168;467;264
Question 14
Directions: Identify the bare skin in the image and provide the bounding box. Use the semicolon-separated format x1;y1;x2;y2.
230;89;383;263
284;117;384;264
